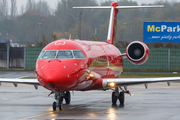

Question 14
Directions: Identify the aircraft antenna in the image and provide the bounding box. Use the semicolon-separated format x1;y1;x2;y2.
69;34;71;40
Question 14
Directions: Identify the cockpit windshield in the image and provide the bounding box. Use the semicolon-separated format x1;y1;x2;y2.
57;51;73;59
42;51;56;59
38;50;85;59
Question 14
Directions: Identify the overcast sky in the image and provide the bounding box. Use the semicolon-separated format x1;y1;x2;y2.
7;0;180;14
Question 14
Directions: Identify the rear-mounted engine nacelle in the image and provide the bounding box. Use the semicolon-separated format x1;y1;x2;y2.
126;41;149;65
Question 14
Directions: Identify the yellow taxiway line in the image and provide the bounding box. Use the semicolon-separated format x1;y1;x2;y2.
19;94;141;120
19;104;88;120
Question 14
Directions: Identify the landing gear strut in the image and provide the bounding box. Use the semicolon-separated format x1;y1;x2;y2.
65;91;71;104
112;87;129;105
53;91;71;111
53;91;63;111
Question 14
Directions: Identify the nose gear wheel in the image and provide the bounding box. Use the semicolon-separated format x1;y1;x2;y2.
52;91;71;111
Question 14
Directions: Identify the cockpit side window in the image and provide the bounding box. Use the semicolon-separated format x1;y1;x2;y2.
42;51;56;59
38;51;45;59
57;50;73;59
73;50;85;58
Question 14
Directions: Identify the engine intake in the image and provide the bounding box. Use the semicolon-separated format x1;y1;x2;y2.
126;41;149;65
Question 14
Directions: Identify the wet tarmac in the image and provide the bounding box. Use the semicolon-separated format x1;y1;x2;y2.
0;71;35;78
0;72;180;120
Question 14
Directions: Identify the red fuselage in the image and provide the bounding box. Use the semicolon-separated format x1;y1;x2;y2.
36;39;123;92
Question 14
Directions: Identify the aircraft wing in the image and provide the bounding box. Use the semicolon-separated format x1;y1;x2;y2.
103;77;180;88
0;78;40;89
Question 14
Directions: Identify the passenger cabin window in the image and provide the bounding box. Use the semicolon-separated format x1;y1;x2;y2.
73;50;85;59
42;51;56;59
57;51;73;59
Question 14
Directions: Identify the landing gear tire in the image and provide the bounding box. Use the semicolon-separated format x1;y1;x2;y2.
53;102;57;111
59;103;62;110
119;92;124;105
112;92;117;105
53;91;63;111
65;91;71;104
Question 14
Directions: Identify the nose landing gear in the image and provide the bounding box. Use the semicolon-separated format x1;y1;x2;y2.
53;91;71;111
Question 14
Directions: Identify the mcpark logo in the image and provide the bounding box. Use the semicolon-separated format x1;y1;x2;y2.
143;22;180;43
147;25;180;32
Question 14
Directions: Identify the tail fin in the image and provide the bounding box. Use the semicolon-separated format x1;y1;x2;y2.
107;2;118;44
73;2;163;44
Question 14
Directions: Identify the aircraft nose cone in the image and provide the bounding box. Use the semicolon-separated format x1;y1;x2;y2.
43;69;62;82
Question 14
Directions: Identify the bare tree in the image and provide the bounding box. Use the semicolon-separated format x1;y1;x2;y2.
25;0;50;16
21;5;24;15
0;0;8;20
10;0;17;19
36;0;50;17
26;0;35;11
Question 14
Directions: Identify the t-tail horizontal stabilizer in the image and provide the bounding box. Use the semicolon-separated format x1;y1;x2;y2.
73;2;163;44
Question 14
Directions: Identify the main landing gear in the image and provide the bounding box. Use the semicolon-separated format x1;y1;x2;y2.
112;87;130;105
53;91;71;111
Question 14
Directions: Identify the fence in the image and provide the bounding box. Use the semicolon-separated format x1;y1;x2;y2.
1;47;180;71
25;47;43;69
24;47;180;71
119;48;180;71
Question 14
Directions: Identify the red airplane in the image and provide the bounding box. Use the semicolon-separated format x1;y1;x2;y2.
1;2;180;111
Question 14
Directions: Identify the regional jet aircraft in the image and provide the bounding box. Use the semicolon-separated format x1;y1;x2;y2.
1;2;180;111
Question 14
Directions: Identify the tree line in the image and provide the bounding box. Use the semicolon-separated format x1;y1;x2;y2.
0;0;180;48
